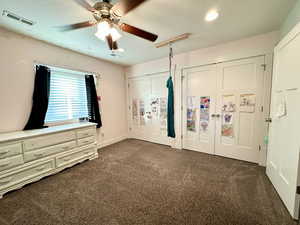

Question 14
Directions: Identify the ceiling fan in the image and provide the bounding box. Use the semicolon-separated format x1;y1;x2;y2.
59;0;158;51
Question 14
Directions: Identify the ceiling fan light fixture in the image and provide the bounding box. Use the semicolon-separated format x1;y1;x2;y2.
96;20;110;34
110;27;122;41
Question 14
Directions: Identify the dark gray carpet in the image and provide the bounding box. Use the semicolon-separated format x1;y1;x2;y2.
0;139;296;225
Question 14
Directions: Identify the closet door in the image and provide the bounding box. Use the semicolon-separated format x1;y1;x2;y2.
128;73;171;146
148;74;170;145
128;77;151;140
214;56;265;163
182;65;217;154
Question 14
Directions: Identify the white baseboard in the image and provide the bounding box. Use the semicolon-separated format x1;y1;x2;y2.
97;135;128;149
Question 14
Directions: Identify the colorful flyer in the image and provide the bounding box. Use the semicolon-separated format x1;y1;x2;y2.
200;96;210;133
187;96;197;132
222;113;234;137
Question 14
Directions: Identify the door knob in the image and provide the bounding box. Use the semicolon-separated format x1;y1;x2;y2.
215;114;221;118
265;118;272;123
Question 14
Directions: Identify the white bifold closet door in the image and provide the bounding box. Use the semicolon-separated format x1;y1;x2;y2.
183;56;265;163
128;73;171;146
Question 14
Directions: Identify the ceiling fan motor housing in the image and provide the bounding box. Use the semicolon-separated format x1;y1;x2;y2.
93;1;113;20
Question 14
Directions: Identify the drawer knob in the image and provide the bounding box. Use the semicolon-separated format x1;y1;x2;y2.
34;153;44;157
62;146;70;150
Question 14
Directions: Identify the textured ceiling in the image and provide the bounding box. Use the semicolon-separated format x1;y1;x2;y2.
0;0;297;65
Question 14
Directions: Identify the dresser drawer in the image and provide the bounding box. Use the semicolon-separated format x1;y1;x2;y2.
78;136;96;147
77;127;96;139
0;143;22;159
24;131;76;151
24;141;77;162
0;159;55;190
0;155;24;172
56;145;96;168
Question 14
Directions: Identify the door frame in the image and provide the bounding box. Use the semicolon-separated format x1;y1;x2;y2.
180;55;273;166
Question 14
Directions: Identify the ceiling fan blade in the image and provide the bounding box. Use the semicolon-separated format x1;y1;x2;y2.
106;34;113;50
111;0;147;17
119;23;158;42
74;0;96;12
58;21;96;31
112;41;118;50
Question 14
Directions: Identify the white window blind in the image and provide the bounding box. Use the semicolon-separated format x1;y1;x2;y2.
45;71;89;123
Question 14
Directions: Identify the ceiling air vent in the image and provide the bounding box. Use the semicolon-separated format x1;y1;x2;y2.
2;10;35;26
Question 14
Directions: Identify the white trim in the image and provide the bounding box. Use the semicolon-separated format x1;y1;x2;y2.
33;61;101;78
97;135;128;149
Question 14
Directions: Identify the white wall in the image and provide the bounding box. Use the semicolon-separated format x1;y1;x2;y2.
126;31;280;165
0;27;127;146
280;0;300;39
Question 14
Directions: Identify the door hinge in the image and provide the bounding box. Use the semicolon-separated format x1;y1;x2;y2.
181;106;183;111
129;106;131;110
259;145;261;151
181;75;184;80
128;83;130;88
129;127;132;131
261;64;266;71
181;135;183;139
261;106;264;112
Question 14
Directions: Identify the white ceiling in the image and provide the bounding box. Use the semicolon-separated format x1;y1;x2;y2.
0;0;296;65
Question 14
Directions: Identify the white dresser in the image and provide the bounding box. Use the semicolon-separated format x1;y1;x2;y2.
0;122;98;198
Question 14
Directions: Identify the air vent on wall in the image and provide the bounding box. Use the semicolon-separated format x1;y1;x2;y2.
2;10;35;26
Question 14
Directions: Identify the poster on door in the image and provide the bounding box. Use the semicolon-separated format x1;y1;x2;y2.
222;113;234;137
222;95;236;112
150;98;159;120
187;96;197;132
240;94;256;113
159;97;167;131
222;95;235;138
132;99;139;125
139;99;146;126
200;96;210;133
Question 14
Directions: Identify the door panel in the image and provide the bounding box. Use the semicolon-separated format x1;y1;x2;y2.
215;57;265;163
183;65;217;154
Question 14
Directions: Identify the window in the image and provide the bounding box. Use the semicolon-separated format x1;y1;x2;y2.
45;70;89;123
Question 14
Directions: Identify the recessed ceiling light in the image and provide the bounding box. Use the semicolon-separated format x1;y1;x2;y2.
205;10;219;22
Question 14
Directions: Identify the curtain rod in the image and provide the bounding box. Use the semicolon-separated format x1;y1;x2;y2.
33;61;101;78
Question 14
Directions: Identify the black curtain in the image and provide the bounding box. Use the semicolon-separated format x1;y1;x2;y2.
24;65;51;130
85;75;102;128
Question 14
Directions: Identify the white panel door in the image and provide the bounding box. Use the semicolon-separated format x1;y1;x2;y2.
266;26;300;219
128;77;151;140
128;73;171;146
214;56;265;163
182;65;217;154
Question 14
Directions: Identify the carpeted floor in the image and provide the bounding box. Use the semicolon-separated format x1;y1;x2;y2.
0;139;296;225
